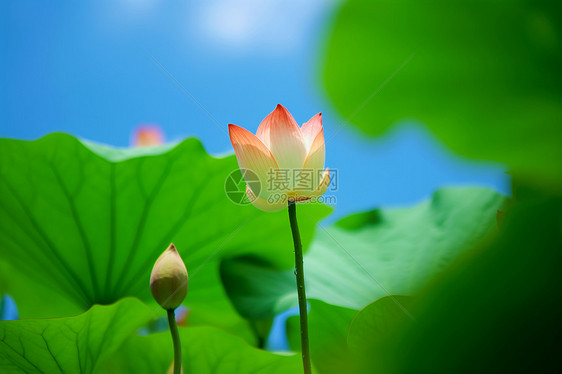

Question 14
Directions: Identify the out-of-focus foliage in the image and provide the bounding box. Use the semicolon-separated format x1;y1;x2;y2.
321;0;562;371
323;0;562;187
0;134;329;341
345;296;415;374
99;326;303;373
222;187;505;319
280;189;562;373
286;300;357;374
222;186;504;373
368;187;562;372
286;296;414;374
0;298;152;373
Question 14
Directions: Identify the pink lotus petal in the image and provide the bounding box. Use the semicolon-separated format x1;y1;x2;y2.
256;104;307;171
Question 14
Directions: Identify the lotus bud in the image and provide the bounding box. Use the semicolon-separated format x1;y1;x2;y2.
150;243;188;310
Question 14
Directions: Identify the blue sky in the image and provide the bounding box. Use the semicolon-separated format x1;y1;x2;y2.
0;0;509;221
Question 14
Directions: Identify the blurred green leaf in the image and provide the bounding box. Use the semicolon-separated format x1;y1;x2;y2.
323;0;562;186
373;186;562;372
286;296;413;374
98;325;303;374
347;295;413;354
0;298;152;373
346;295;414;373
0;133;330;340
286;300;357;374
222;187;505;319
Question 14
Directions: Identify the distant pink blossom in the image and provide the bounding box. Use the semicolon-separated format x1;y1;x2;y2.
133;125;164;147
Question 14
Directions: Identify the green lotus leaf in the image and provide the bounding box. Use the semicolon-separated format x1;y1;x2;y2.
98;325;303;374
0;298;152;373
286;296;414;374
374;187;562;372
0;133;330;342
222;187;505;318
323;0;562;187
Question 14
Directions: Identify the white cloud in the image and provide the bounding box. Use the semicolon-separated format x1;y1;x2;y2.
192;0;338;55
120;0;159;17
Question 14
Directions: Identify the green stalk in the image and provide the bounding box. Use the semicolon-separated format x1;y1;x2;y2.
167;309;182;374
288;201;312;374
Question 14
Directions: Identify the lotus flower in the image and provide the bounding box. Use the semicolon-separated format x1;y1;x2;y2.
228;104;330;212
133;125;164;147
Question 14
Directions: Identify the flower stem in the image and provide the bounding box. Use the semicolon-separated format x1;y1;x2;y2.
167;308;182;374
288;201;312;374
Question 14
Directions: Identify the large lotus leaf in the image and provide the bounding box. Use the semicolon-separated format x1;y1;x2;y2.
323;0;562;186
345;295;414;373
98;325;303;374
222;187;505;319
0;298;152;373
286;300;357;374
285;296;413;374
347;295;414;354
373;187;562;372
0;133;330;340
